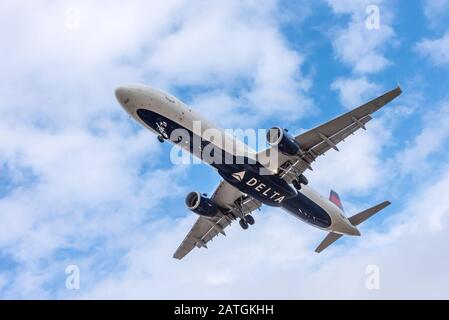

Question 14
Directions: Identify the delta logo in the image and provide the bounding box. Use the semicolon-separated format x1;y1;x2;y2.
232;171;285;204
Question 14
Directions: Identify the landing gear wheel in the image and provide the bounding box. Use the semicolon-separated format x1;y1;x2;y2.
239;219;249;230
292;179;302;191
245;215;255;225
298;174;308;185
157;135;165;143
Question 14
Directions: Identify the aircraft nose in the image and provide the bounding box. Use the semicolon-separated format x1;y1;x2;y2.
115;86;130;106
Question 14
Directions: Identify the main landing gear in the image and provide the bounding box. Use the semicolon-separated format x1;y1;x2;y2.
245;215;255;225
234;196;255;230
157;135;165;143
292;174;309;191
239;214;255;230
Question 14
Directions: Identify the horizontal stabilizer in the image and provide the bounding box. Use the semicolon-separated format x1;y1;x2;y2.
315;201;391;253
349;201;391;226
315;232;343;253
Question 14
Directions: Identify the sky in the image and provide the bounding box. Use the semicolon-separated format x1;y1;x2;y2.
1;0;449;299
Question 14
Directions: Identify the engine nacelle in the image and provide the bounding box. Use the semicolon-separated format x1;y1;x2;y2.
185;192;219;218
266;126;301;156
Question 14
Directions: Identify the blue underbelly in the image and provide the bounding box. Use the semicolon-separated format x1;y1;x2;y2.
136;108;331;228
281;193;332;228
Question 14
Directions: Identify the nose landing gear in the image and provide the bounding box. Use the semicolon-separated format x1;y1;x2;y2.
157;135;165;143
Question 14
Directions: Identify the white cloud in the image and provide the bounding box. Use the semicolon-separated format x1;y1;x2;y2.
307;118;390;196
0;0;317;298
0;1;185;71
144;0;314;124
331;77;381;109
423;0;449;28
416;31;449;66
189;91;244;128
326;0;395;74
419;1;449;65
1;0;448;300
0;0;314;127
394;102;449;176
424;0;449;15
310;77;400;197
323;0;401;198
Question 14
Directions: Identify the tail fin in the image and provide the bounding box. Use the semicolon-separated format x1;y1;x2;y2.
315;201;391;253
329;190;344;212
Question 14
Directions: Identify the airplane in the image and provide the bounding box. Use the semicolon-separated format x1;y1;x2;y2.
115;84;402;259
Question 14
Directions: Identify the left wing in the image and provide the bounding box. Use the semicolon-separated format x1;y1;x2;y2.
173;180;261;260
260;86;402;182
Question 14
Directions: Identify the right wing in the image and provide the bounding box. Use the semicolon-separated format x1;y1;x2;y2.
173;180;262;260
261;87;402;182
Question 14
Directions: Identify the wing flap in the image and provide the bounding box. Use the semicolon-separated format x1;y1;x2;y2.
305;115;371;158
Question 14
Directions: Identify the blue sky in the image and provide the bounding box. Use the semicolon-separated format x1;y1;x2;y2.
1;0;449;299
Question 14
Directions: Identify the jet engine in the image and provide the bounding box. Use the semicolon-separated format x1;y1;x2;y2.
266;126;302;156
185;192;220;218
